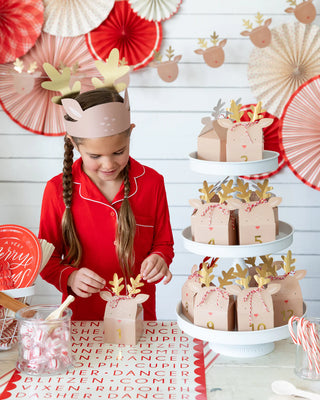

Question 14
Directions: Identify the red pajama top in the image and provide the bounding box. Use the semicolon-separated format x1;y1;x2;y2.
38;157;174;321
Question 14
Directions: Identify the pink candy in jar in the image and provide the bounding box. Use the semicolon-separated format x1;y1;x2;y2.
16;305;73;375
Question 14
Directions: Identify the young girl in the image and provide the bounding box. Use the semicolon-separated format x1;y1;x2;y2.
38;87;174;321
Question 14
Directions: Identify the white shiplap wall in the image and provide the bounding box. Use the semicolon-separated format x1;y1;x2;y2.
1;0;320;319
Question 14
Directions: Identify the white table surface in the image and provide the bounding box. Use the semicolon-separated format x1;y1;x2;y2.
1;335;320;399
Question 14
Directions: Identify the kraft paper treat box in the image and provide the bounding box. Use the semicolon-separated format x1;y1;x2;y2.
228;265;280;331
181;264;202;323
217;101;273;162
267;251;306;327
100;274;149;345
229;179;282;245
197;119;228;161
190;180;237;245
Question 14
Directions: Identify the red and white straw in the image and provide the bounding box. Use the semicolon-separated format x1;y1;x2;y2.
288;316;320;375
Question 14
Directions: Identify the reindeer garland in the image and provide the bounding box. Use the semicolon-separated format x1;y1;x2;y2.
285;0;316;24
150;46;182;82
241;12;272;48
194;31;227;68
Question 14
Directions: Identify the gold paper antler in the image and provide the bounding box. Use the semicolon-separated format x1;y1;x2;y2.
281;250;296;274
254;274;270;288
218;180;235;203
244;257;257;268
242;19;253;30
92;48;130;93
235;264;251;288
255;12;265;26
199;261;215;287
210;31;219;46
218;268;235;287
247;101;266;122
14;58;38;74
165;46;175;61
127;274;144;297
41;63;81;104
255;179;273;200
287;0;297;5
199;181;215;203
259;255;275;276
153;50;163;62
235;178;252;202
227;99;244;122
109;273;124;296
197;38;208;49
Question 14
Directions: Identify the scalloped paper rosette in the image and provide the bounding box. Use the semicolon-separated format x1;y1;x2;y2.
128;0;182;22
240;104;286;180
0;33;99;136
248;22;320;118
0;0;44;64
86;0;162;70
280;75;320;191
42;0;116;37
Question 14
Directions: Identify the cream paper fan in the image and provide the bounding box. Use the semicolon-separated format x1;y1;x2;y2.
248;22;320;118
43;0;116;37
128;0;182;22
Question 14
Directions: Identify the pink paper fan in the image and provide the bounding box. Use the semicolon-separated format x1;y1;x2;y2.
240;104;286;180
86;0;162;70
0;32;99;136
43;0;116;37
0;0;44;64
128;0;182;22
280;75;320;191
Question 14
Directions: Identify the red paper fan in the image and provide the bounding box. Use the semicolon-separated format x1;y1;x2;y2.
0;32;99;136
0;0;44;64
240;104;286;180
280;75;320;191
86;0;162;70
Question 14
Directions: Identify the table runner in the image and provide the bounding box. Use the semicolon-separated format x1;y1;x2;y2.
0;321;214;399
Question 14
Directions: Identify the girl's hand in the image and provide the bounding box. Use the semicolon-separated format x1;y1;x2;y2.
67;268;106;298
140;254;172;285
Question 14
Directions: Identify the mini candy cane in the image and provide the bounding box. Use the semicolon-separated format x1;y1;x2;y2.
289;316;320;375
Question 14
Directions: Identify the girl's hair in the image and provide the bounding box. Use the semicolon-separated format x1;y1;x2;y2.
61;87;136;278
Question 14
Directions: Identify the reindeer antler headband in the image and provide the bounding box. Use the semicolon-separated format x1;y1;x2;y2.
41;48;131;138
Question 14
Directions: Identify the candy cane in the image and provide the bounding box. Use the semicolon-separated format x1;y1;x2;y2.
288;316;320;375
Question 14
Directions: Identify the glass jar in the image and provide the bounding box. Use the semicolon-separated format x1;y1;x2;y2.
295;317;320;380
16;305;73;375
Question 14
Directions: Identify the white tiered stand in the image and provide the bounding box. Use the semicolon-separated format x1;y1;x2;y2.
176;150;295;358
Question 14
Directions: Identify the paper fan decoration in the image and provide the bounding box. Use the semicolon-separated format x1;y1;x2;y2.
0;0;44;64
240;104;286;180
128;0;182;22
279;75;320;191
248;22;320;118
42;0;116;37
0;32;100;136
86;0;162;70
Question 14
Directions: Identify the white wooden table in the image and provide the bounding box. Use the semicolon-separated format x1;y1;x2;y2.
0;332;320;399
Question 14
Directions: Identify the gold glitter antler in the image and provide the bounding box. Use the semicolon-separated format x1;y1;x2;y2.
199;181;215;203
235;178;252;202
227;99;244;122
41;63;81;104
234;264;251;289
255;179;273;200
153;50;163;62
109;273;124;296
218;268;235;287
92;48;130;93
218;180;235;203
287;0;297;5
199;262;215;287
127;274;144;297
247;101;266;122
281;250;296;274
